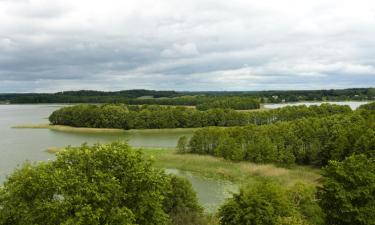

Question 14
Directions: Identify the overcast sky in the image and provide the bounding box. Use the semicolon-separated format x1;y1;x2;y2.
1;0;375;92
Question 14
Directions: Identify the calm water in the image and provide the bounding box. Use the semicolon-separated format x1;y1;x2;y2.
167;169;237;212
0;104;234;212
0;104;194;182
263;101;369;110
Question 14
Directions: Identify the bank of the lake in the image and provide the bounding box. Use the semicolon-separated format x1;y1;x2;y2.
14;124;199;134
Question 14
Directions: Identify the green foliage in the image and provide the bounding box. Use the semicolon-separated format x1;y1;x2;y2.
318;154;375;225
196;97;260;110
289;183;325;225
164;176;205;225
359;101;375;110
189;112;373;167
49;103;351;130
177;136;189;153
218;180;307;225
2;88;373;104
0;142;203;225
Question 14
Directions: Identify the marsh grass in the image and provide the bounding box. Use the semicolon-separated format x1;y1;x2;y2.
141;149;321;187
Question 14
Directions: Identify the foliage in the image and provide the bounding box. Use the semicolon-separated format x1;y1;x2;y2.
164;176;206;225
288;183;325;225
49;103;351;130
196;97;259;110
218;180;308;225
359;101;375;110
2;88;374;104
189;112;374;167
318;154;375;225
177;136;189;153
0;142;203;225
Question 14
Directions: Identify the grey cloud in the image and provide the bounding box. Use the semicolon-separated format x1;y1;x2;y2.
0;0;374;92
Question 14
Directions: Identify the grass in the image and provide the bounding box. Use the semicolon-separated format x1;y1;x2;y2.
45;146;321;187
140;148;321;187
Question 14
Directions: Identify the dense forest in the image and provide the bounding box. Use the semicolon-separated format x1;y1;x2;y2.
49;103;351;129
1;88;373;105
187;110;374;166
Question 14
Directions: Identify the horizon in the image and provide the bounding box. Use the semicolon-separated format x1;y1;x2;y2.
0;86;374;94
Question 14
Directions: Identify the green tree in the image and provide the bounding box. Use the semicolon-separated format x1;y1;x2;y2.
177;136;189;153
289;182;325;225
0;142;202;225
163;176;204;225
218;180;306;225
318;154;375;225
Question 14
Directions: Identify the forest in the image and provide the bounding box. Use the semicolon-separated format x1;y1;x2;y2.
49;103;351;129
187;108;374;166
1;88;373;105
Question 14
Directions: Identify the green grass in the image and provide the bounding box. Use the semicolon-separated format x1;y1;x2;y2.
140;148;321;187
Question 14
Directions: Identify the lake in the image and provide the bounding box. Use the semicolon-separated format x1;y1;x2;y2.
263;101;369;110
0;104;234;212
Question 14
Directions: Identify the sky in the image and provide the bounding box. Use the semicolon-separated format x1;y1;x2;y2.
0;0;375;92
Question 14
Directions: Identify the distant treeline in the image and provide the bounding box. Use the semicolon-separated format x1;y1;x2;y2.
1;88;374;105
187;105;374;167
49;103;351;129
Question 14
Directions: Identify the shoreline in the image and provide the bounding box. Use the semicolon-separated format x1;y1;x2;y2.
13;124;200;134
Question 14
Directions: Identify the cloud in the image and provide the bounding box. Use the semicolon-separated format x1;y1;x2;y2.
161;43;199;58
0;0;374;92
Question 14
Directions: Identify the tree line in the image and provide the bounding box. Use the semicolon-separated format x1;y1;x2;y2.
185;108;374;167
49;103;351;130
2;88;373;104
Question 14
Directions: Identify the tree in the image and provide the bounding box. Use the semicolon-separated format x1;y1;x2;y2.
163;176;204;225
218;180;306;225
289;182;325;225
177;136;189;153
0;142;202;225
318;154;375;225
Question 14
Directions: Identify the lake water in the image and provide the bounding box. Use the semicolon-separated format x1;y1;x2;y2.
263;101;369;110
0;104;235;212
0;104;196;181
166;169;237;212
